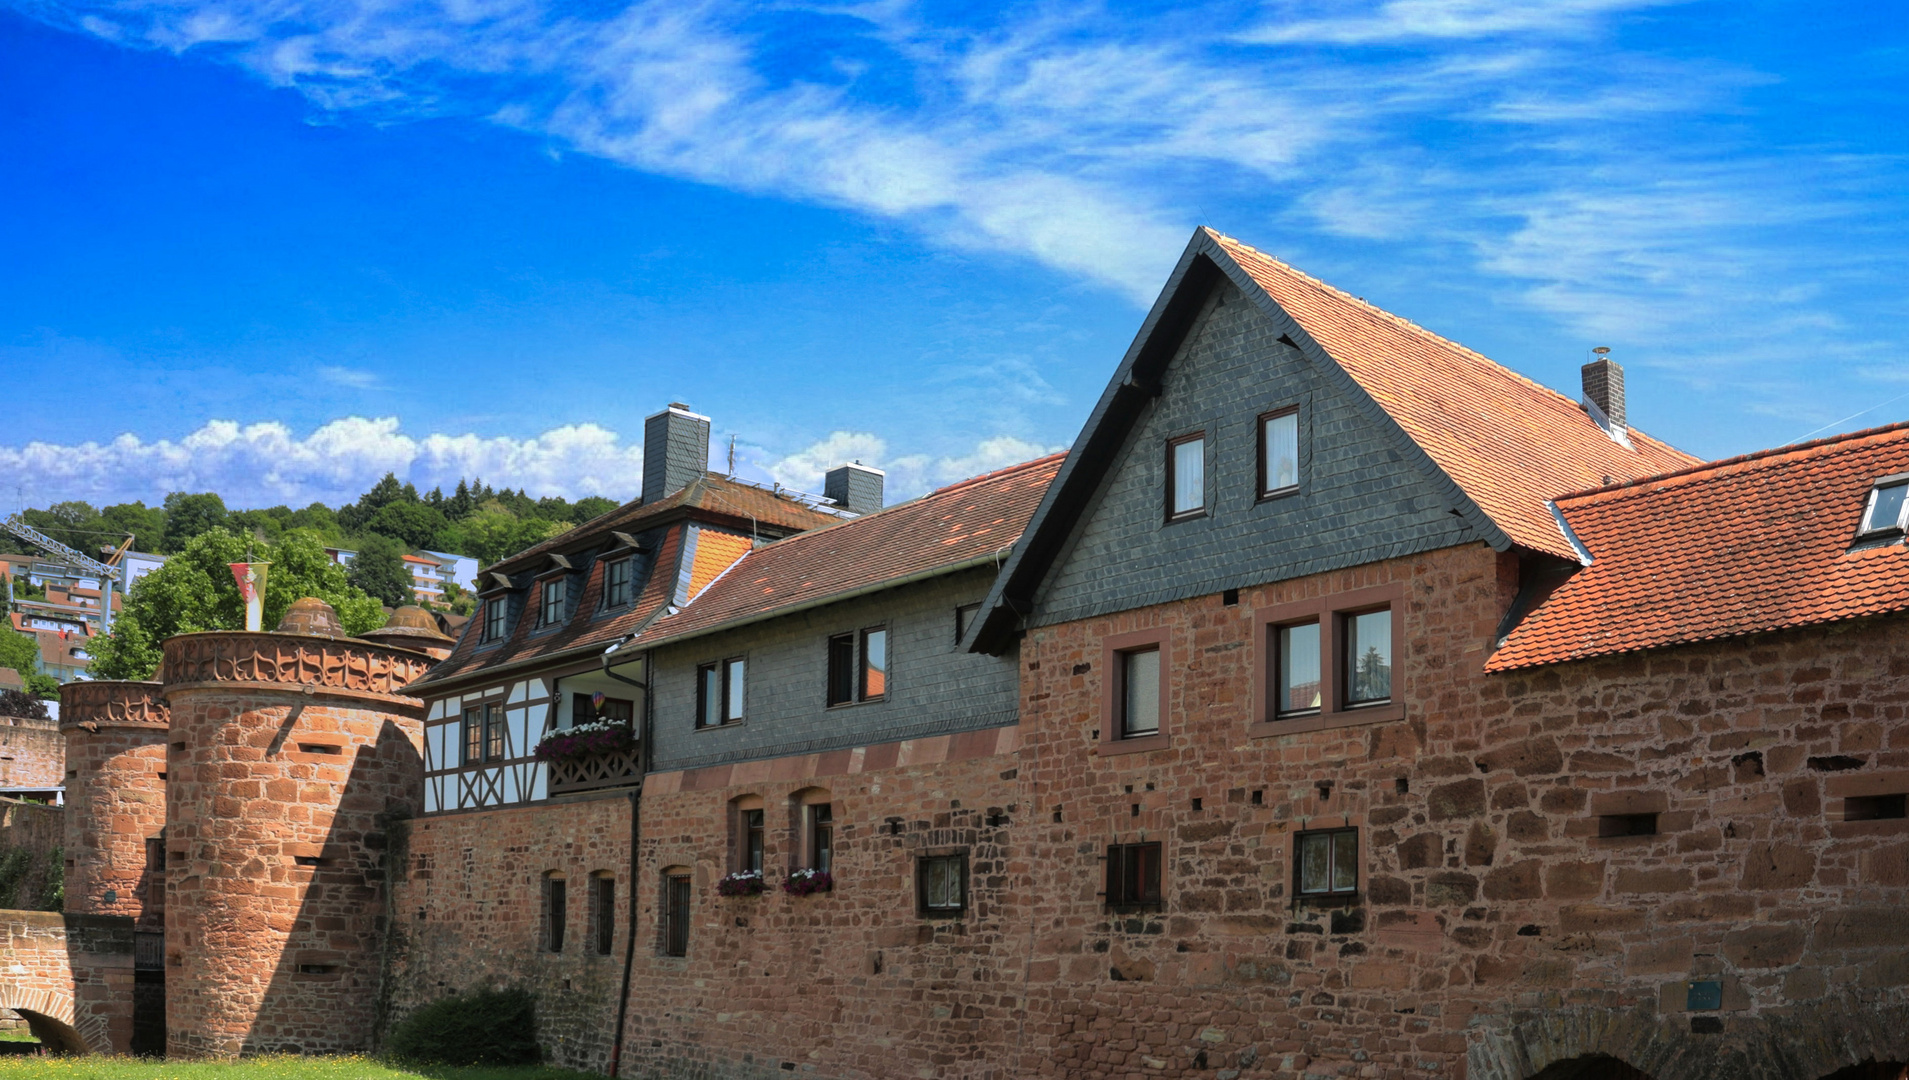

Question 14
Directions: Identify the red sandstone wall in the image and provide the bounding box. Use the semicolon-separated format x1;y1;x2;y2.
59;680;169;926
1013;541;1909;1080
165;687;422;1057
0;911;139;1054
385;795;634;1072
0;715;63;789
620;730;1030;1080
0;799;63;910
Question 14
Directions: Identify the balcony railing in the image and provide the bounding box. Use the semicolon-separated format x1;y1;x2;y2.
548;746;642;796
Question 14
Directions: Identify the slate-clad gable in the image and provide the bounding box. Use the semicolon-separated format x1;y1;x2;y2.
1032;280;1479;628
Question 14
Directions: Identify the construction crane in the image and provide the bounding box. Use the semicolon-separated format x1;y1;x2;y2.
1;515;130;634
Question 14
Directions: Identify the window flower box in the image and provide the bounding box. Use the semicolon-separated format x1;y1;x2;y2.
717;871;766;897
782;868;833;896
535;722;641;795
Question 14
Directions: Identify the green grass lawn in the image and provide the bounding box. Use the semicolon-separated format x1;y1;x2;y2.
0;1056;599;1080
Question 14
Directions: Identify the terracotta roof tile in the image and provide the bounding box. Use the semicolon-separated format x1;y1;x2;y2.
1489;422;1909;671
1209;231;1701;559
633;454;1064;648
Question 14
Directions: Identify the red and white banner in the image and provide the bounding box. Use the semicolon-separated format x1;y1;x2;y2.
228;563;269;632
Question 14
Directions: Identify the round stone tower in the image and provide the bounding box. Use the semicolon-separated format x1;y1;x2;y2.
160;600;432;1058
58;680;170;925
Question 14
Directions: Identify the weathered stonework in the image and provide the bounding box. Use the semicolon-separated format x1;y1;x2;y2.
0;713;64;791
0;911;140;1054
162;631;424;1058
60;681;169;925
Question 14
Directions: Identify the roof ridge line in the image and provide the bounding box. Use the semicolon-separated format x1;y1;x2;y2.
1205;229;1591;413
1553;418;1909;506
931;451;1067;497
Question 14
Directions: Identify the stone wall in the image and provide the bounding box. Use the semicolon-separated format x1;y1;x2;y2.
0;799;62;911
621;724;1029;1080
384;793;634;1072
0;910;139;1054
59;681;168;926
1011;539;1909;1080
0;714;63;790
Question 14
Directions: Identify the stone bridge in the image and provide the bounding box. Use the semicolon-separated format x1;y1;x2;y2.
0;910;140;1054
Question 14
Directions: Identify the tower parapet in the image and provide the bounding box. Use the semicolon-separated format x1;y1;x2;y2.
161;609;430;1058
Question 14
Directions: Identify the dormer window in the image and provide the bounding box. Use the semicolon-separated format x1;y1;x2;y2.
539;579;565;626
1859;477;1909;537
604;558;634;608
482;597;508;642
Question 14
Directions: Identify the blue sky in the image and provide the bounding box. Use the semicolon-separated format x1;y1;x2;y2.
2;0;1906;510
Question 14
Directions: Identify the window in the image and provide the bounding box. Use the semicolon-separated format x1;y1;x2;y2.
463;704;505;765
592;875;616;956
861;628;887;701
955;603;981;643
572;693;633;728
741;809;765;873
1259;409;1300;497
1275;622;1321;716
1598;813;1658;837
662;873;691;957
697;658;745;727
539;579;565;627
482;597;508;642
544;875;567;952
918;853;967;916
808;804;834;873
1343;608;1393;706
603;557;634;608
1166;433;1205;519
1119;647;1160;738
827;628;886;706
1296;828;1358;897
1845;794;1906;821
1861;479;1909;535
1105;842;1162;907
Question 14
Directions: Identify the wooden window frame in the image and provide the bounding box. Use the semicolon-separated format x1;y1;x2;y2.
602;557;634;609
1250;584;1406;737
1164;431;1207;523
461;706;485;766
916;851;968;918
537;577;565;628
1105;841;1163;909
543;874;567;953
826;627;888;708
735;803;766;874
807;803;834;874
1294;827;1360;902
1099;627;1171;756
859;627;888;703
661;872;691;958
1257;406;1301;500
695;657;746;728
480;596;508;643
485;703;508;761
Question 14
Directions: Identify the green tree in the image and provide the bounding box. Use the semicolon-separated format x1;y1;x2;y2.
287;502;343;544
100;501;167;553
572;496;618;522
20;501;104;552
338;473;412;532
0;688;48;720
365;501;450;550
347;535;415;607
159;492;229;553
438;501;572;566
0;622;40;684
89;527;385;680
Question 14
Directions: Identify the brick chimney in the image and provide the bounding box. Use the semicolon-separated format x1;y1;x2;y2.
1581;348;1625;432
825;462;885;516
642;403;712;503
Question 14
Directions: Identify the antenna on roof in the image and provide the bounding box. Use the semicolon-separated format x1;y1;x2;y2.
728;435;736;477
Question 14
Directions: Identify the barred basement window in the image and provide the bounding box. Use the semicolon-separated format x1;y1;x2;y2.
662;873;691;958
1296;828;1358;898
592;874;616;956
544;874;567;953
918;853;967;917
1105;841;1162;908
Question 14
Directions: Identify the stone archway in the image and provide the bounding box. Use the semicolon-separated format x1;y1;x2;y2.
2;1004;87;1056
1817;1063;1907;1080
1530;1056;1656;1080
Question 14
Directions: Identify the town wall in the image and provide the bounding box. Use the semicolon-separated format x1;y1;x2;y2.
1013;540;1909;1080
160;631;428;1059
0;911;139;1054
0;799;63;912
384;794;634;1072
0;713;64;790
619;724;1029;1080
59;680;169;925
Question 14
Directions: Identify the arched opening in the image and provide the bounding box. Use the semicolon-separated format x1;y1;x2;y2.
1528;1055;1655;1080
729;795;765;875
789;787;834;874
1819;1063;1909;1080
8;1009;85;1056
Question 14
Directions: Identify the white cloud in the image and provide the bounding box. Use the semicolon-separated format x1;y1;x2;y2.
1242;0;1680;45
0;417;646;508
317;365;381;388
766;430;1062;503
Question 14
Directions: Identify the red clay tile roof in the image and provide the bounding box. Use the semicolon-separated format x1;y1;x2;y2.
1488;422;1909;671
484;473;841;577
1209;231;1701;559
632;454;1064;649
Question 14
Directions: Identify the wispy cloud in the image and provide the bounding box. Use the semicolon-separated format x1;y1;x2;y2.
14;0;1909;437
765;430;1062;501
317;365;381;389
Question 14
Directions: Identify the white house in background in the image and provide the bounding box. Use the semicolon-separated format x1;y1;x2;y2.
420;551;478;592
121;551;166;589
324;547;358;567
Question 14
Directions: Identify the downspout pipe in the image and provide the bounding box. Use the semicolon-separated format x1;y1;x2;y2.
603;639;649;1078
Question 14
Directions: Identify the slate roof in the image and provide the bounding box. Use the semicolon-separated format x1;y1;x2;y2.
1488;422;1909;671
1210;232;1699;559
632;454;1064;649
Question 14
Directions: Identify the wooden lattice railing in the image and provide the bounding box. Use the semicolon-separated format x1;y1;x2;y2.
548;746;642;796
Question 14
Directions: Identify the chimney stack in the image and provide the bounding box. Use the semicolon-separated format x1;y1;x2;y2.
642;403;712;504
1581;348;1625;431
824;462;885;516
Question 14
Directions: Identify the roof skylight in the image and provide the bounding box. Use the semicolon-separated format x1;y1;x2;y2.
1859;478;1909;536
